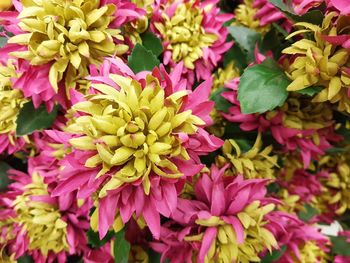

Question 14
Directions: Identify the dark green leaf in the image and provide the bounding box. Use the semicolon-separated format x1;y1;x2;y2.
330;236;350;256
227;26;262;63
0;161;11;191
261;246;286;263
16;102;58;136
128;43;160;73
87;228;114;248
114;229;131;263
235;139;253;152
268;0;323;25
0;37;7;48
298;204;318;221
223;44;247;74
267;182;280;194
260;24;291;59
149;249;162;263
296;86;323;96
237;58;290;114
17;255;34;263
210;87;231;113
140;32;163;57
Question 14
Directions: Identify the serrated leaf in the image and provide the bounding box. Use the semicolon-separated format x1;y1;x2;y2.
210;87;232;113
87;228;114;248
16;102;58;136
260;246;286;263
296;86;323;96
114;229;131;263
330;236;350;256
228;25;262;62
298;204;318;221
128;43;160;73
0;161;11;191
237;58;290;114
140;32;163;57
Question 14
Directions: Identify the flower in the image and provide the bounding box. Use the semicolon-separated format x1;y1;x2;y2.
216;133;278;179
0;0;12;11
283;13;350;112
6;0;140;97
152;165;281;263
152;0;232;84
53;59;222;238
0;169;90;263
0;59;30;154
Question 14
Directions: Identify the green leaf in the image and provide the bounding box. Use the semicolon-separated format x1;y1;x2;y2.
298;204;319;221
0;161;11;191
16;102;59;136
140;32;163;57
17;255;34;263
114;229;131;263
128;43;160;73
223;44;247;74
0;37;7;48
330;236;350;256
237;58;290;114
210;87;231;113
296;86;323;96
87;228;114;248
260;246;287;263
260;24;291;59
268;0;324;25
228;26;262;63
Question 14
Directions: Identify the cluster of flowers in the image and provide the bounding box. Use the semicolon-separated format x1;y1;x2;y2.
0;0;350;262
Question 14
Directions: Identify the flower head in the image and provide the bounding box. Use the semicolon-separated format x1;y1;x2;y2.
7;0;136;96
152;0;232;83
53;59;222;238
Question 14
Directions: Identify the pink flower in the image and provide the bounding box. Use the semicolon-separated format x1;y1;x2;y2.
53;59;222;239
151;0;233;86
329;0;350;15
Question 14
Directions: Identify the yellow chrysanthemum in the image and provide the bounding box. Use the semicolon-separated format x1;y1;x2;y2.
317;153;350;215
291;241;329;263
233;0;270;34
212;62;240;91
12;172;69;256
276;189;301;214
67;74;205;197
0;60;28;138
216;134;278;179
9;0;128;94
0;0;12;11
283;13;350;112
155;0;218;69
187;201;277;263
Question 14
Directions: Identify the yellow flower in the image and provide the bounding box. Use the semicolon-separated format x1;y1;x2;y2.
233;0;270;34
0;60;29;140
283;13;350;112
155;0;218;69
188;201;277;263
67;73;205;197
216;133;278;179
9;0;128;94
12;172;69;256
212;62;240;91
0;0;12;11
276;189;301;214
291;241;329;263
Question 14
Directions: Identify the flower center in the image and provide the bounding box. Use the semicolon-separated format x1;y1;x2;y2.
155;1;218;69
12;173;69;256
68;74;205;196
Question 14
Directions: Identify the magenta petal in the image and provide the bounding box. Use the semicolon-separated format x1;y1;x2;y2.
198;227;217;263
222;216;245;244
143;200;161;239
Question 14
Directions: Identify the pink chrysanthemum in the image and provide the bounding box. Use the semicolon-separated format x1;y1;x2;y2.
52;58;222;239
151;0;232;86
152;165;284;263
0;169;91;263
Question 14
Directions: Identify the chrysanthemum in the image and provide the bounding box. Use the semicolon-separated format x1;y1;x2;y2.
283;13;350;113
216;133;278;179
53;59;222;238
152;165;282;263
152;0;232;84
2;0;143;102
0;59;30;154
0;169;90;263
269;215;329;263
